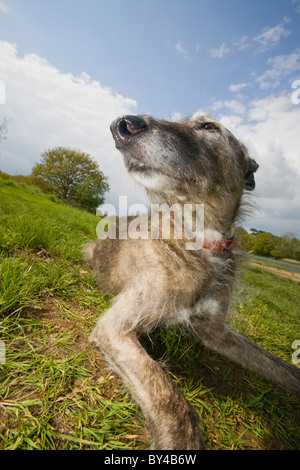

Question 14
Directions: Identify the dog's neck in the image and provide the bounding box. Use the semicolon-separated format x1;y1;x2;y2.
147;191;238;251
169;212;236;252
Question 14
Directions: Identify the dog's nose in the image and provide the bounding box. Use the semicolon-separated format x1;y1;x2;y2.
111;115;147;142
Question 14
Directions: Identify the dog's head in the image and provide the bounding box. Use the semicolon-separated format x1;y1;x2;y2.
110;112;258;202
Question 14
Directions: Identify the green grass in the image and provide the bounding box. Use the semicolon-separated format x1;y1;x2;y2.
0;177;299;450
231;265;300;359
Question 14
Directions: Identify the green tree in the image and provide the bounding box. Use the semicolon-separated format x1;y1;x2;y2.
29;147;109;212
291;239;300;261
251;232;277;256
236;226;252;251
236;227;300;260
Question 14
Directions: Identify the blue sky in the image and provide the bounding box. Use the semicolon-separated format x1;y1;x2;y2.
0;0;300;236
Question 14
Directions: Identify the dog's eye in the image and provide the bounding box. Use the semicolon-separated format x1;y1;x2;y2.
199;122;219;131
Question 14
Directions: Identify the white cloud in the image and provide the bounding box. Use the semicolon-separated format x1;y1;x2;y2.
255;50;300;89
228;82;249;93
170;111;185;122
216;94;300;236
0;41;149;212
253;18;291;51
175;42;188;55
232;35;250;51
231;18;292;55
212;99;246;116
0;0;10;14
208;43;230;59
292;0;300;14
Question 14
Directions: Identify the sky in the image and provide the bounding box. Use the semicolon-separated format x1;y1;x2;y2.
0;0;300;237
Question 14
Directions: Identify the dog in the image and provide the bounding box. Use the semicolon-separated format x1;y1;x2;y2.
85;112;300;450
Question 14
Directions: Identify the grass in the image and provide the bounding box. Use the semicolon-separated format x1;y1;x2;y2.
0;177;299;450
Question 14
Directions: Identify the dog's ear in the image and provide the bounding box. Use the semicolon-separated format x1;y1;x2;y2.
244;158;259;191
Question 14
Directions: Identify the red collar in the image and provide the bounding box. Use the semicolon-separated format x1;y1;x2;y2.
170;214;236;252
198;236;236;251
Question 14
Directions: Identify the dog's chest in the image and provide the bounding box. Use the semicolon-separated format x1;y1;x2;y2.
165;297;221;327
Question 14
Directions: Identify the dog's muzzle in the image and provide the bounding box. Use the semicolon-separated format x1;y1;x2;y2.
110;115;147;148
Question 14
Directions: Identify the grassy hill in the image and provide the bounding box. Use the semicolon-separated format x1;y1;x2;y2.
0;177;299;449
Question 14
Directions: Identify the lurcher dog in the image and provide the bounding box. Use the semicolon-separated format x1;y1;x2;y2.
85;112;300;449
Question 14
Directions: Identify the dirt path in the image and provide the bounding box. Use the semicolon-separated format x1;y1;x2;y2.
249;262;300;282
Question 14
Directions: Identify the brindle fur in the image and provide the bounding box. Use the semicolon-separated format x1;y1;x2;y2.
85;112;300;450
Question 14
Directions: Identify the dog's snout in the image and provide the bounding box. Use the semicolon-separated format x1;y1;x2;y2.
111;115;147;145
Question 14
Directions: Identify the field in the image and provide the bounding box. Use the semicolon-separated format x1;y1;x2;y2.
0;178;299;450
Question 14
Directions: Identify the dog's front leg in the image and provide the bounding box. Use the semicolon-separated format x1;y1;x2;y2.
90;295;203;450
192;315;300;398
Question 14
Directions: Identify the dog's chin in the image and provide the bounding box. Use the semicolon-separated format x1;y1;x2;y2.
121;154;168;189
124;155;149;173
123;154;200;193
129;165;173;192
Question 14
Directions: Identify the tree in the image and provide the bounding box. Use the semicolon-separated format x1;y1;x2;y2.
236;226;300;260
236;226;252;251
29;147;109;212
251;232;277;256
